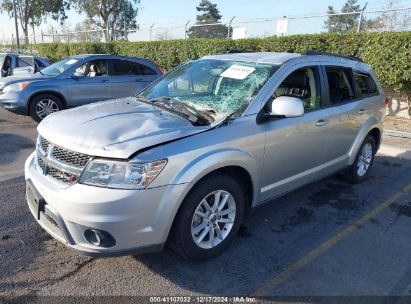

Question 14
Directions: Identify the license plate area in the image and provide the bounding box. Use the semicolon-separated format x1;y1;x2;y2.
26;180;45;220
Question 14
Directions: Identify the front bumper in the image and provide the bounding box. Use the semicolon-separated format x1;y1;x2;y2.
0;90;29;115
24;152;191;256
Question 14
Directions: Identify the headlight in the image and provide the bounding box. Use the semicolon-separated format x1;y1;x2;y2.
3;82;31;93
79;159;167;190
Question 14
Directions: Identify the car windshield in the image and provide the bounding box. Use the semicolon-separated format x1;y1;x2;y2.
139;59;279;121
41;57;81;76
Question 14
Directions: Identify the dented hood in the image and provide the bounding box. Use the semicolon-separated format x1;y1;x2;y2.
37;97;209;159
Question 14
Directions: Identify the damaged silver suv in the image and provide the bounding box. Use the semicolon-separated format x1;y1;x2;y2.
25;51;385;260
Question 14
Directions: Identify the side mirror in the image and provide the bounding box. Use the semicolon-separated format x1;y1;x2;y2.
71;72;85;79
270;96;304;118
257;96;304;124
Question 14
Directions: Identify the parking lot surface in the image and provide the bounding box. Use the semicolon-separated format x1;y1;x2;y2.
1;108;411;300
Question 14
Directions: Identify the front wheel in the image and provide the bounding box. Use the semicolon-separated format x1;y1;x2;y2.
343;135;376;184
29;94;63;122
169;174;245;261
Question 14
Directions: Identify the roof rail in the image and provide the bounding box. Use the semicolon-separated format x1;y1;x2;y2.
226;49;256;54
302;50;363;63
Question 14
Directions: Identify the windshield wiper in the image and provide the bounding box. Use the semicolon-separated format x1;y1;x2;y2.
136;96;213;126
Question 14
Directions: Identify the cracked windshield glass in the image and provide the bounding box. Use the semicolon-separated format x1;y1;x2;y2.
140;59;279;121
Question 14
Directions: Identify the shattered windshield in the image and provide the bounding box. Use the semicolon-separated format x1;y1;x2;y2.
140;59;279;121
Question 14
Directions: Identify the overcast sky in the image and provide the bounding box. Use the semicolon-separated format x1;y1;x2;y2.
0;0;408;41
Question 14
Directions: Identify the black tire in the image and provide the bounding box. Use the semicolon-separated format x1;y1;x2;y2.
169;173;245;261
29;94;64;122
343;135;376;184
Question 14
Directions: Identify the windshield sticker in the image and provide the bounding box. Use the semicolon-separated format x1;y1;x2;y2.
66;59;78;65
220;65;256;80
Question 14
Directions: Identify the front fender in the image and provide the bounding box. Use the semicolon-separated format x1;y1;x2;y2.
170;148;260;206
348;116;382;165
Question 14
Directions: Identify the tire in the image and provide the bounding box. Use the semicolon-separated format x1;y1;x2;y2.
343;135;376;184
29;94;63;122
169;173;245;261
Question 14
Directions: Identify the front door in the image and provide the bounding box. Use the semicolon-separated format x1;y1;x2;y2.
260;65;331;201
66;59;113;106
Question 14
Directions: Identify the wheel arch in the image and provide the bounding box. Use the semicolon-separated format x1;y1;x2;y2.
348;117;382;165
28;91;68;110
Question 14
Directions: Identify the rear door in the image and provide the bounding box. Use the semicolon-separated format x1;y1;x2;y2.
319;66;367;172
66;59;113;106
109;59;160;97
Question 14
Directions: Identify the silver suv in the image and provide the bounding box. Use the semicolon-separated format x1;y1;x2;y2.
25;51;384;260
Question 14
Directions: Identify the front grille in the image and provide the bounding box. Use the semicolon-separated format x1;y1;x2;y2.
35;135;91;185
48;166;78;183
39;137;49;154
53;146;90;167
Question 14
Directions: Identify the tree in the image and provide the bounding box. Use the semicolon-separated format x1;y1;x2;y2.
324;0;361;33
377;0;411;31
70;0;140;41
187;0;230;39
0;0;69;44
113;1;138;40
73;19;103;42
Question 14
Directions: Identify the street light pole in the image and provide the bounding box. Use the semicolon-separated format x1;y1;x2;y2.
12;0;20;53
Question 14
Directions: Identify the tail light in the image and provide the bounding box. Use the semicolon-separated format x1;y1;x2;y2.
155;64;166;75
384;97;390;105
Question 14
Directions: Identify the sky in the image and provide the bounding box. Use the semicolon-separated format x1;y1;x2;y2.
0;0;409;42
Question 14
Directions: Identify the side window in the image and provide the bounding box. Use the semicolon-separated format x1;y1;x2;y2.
353;72;378;97
111;59;157;76
325;67;355;105
273;66;322;111
75;60;108;77
16;56;33;68
35;59;45;68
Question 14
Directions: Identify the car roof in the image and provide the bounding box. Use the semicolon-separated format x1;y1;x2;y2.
69;54;150;61
202;51;372;72
203;52;301;65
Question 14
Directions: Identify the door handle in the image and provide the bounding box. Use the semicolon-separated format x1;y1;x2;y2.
315;119;329;127
358;108;367;114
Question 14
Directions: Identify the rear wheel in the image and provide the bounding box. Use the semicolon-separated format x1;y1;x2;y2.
169;174;245;261
343;135;376;184
29;94;63;122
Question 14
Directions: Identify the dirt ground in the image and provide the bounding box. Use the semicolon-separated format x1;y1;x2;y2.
384;115;411;132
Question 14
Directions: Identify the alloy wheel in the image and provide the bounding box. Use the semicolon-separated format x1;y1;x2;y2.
35;99;59;119
357;143;373;177
191;190;236;249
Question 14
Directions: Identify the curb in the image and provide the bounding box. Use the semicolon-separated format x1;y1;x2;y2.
383;129;411;139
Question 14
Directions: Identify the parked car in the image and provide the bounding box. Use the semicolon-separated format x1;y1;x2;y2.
0;54;163;122
0;52;50;78
25;51;385;260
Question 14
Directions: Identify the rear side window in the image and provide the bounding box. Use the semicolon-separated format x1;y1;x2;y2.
111;60;157;76
325;67;355;105
17;57;31;67
353;72;378;97
35;59;45;68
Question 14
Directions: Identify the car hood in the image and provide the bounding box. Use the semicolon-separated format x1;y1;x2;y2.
0;74;51;86
37;97;210;159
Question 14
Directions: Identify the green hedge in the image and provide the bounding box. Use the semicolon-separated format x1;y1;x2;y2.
23;32;411;91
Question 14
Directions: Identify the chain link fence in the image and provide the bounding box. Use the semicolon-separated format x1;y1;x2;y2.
1;7;411;46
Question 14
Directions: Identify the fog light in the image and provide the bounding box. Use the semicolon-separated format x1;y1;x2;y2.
84;229;116;248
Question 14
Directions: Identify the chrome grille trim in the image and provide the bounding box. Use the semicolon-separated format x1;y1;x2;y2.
35;135;92;185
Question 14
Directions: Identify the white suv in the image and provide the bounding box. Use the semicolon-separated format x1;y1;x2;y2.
25;51;385;260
